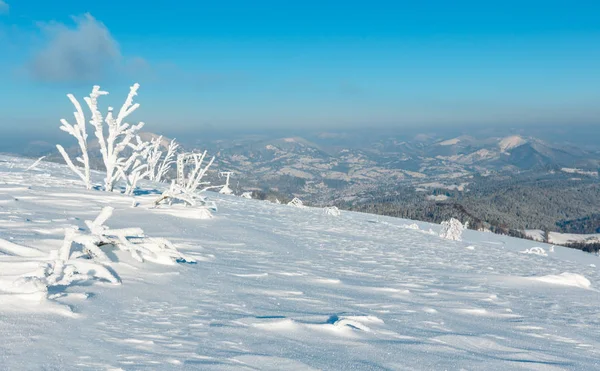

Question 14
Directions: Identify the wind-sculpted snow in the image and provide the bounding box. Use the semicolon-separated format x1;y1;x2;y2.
1;155;600;370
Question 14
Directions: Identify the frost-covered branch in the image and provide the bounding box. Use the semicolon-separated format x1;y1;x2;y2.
116;135;152;195
61;206;195;265
56;92;92;189
85;83;145;192
147;137;179;183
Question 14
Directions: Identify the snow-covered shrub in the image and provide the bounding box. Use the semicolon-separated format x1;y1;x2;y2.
439;218;467;241
154;151;222;209
117;135;152;196
520;247;547;256
323;206;341;216
61;206;195;265
288;197;305;208
146;136;179;183
241;192;253;199
57;83;147;192
218;171;234;195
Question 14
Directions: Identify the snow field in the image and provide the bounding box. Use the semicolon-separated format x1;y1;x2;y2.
0;155;599;370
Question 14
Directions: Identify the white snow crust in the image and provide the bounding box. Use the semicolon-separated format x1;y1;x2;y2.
1;155;599;370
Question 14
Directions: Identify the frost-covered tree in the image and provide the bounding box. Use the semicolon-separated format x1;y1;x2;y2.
439;218;468;241
57;83;146;192
56;93;92;189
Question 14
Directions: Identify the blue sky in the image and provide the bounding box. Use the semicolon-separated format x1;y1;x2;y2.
0;0;599;138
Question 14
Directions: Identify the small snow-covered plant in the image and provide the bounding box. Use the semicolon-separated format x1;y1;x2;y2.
116;135;152;196
288;197;305;208
520;247;547;256
241;191;253;199
177;151;216;193
218;171;234;195
439;218;467;241
61;206;195;265
56;92;92;189
155;151;222;208
323;206;341;216
146;137;179;183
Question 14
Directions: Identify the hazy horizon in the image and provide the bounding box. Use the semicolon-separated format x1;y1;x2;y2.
1;1;599;138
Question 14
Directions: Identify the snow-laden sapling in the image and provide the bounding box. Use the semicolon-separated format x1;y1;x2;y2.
439;218;468;241
155;151;221;209
57;83;146;192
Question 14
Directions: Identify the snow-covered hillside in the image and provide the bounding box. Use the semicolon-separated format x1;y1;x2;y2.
1;155;599;370
525;229;600;245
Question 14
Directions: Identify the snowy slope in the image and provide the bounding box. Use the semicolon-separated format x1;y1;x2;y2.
525;229;600;245
499;135;528;152
1;155;600;370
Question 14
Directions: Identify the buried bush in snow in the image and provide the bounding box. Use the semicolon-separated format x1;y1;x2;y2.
288;197;305;208
241;192;253;199
0;207;193;307
520;247;547;256
61;206;195;265
323;206;341;216
439;218;467;241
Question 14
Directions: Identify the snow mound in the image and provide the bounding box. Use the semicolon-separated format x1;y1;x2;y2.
520;247;547;256
499;135;527;152
529;272;591;289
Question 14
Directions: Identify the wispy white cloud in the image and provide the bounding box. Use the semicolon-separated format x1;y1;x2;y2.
0;1;9;15
27;13;124;83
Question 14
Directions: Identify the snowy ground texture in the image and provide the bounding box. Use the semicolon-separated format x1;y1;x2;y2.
1;154;600;370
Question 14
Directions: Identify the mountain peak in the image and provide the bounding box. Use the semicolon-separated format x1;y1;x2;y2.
499;135;527;152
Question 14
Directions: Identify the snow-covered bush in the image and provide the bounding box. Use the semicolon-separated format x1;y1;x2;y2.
288;197;305;208
116;135;152;195
218;171;234;195
439;218;467;241
154;151;221;208
61;206;195;265
323;206;341;216
146;136;179;183
241;192;253;199
57;84;147;192
520;247;547;256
